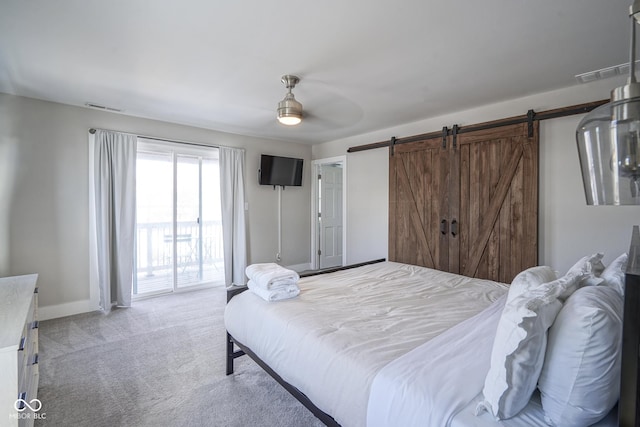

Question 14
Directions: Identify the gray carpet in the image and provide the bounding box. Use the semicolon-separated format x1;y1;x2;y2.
35;287;325;427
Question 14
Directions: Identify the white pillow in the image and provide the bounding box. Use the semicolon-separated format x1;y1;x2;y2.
477;273;582;419
507;266;557;302
538;286;623;427
566;253;605;287
600;253;627;296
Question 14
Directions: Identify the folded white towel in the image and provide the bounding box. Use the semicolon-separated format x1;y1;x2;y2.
247;280;300;302
245;263;300;290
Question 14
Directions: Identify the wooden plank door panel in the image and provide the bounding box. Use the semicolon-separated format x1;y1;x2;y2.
389;137;448;270
455;122;538;283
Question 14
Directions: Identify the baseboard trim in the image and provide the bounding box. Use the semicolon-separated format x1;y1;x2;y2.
39;265;311;320
39;299;99;321
286;262;311;273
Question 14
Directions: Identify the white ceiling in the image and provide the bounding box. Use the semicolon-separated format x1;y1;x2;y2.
0;0;631;145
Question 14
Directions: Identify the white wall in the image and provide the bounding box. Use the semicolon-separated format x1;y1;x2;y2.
313;76;640;275
313;146;388;265
0;93;311;318
0;99;18;276
539;115;638;273
4;75;637;318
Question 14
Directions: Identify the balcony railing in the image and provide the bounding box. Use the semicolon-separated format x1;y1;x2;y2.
135;220;225;294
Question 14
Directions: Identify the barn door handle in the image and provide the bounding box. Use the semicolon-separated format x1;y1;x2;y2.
451;219;458;237
440;219;448;235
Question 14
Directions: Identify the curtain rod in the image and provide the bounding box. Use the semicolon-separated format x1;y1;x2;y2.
89;127;224;150
347;99;608;153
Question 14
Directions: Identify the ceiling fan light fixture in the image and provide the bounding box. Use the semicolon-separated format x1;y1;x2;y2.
277;75;303;126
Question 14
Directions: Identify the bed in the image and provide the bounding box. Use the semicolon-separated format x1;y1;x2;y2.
225;237;637;426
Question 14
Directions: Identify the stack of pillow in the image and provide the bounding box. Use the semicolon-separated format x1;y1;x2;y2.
476;252;627;426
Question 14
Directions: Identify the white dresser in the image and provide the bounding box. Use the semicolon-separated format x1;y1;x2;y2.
0;274;39;427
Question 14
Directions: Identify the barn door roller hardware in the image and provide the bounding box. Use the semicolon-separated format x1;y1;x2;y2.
452;124;459;149
389;136;397;156
527;109;536;138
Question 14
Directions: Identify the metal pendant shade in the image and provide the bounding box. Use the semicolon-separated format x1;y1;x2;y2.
576;1;640;205
277;75;303;126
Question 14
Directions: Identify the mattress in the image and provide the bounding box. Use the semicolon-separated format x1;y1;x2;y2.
225;261;507;427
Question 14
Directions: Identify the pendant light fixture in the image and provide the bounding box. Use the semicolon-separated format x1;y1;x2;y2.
576;1;640;205
277;75;303;126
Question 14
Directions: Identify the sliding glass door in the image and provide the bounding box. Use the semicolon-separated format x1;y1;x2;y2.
134;139;224;297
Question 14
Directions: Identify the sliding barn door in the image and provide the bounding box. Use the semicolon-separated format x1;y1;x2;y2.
389;121;538;284
389;136;450;270
454;122;538;282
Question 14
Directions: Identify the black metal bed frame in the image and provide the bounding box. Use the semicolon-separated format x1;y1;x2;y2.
227;334;341;426
619;226;640;427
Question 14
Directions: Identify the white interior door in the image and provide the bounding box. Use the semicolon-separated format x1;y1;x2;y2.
319;163;343;269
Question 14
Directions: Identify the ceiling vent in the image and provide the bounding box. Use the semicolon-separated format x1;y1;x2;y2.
575;61;640;83
84;102;123;112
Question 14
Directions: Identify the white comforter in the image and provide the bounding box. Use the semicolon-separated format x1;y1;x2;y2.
367;294;506;427
225;261;507;427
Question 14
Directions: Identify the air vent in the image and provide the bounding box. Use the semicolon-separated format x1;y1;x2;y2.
575;61;639;83
84;102;122;112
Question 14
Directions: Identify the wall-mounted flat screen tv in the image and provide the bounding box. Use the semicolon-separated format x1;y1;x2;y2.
259;154;304;187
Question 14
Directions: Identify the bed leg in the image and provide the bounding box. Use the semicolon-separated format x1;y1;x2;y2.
226;332;246;375
225;285;249;375
226;332;235;375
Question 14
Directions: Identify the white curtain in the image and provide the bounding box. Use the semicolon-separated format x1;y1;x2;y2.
219;146;247;287
92;130;137;311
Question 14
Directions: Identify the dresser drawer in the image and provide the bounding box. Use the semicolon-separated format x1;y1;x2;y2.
17;296;37;400
0;275;39;427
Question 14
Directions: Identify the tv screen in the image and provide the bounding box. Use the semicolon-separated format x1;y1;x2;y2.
259;154;304;187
